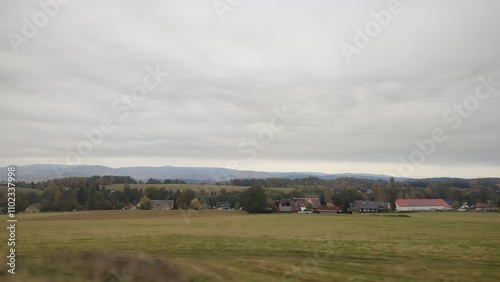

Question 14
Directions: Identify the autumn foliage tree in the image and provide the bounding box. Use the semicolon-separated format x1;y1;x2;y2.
176;190;195;210
139;196;151;210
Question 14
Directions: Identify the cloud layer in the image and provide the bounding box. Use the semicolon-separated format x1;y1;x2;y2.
1;0;499;178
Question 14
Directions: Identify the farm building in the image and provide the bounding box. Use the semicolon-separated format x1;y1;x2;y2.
25;203;42;213
352;201;386;213
313;206;339;213
395;199;452;211
150;200;174;210
474;203;496;212
279;198;321;213
122;204;137;210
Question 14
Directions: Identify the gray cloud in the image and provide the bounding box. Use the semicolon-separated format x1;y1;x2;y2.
1;0;499;177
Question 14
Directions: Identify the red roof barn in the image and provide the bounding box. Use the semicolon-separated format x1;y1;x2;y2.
396;199;451;211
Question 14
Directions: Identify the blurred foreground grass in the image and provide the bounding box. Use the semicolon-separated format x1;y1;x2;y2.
1;210;499;281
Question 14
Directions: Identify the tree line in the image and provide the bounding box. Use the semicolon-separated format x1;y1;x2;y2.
229;176;499;206
1;175;499;213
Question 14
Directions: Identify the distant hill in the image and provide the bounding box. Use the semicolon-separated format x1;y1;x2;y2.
0;164;396;183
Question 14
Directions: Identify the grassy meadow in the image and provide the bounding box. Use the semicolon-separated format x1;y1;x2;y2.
0;211;499;281
0;186;43;195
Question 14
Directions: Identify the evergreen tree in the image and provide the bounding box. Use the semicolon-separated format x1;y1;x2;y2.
77;187;86;207
388;177;399;212
240;185;267;213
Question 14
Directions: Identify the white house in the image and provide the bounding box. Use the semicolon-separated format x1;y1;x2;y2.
25;203;42;213
150;200;174;210
458;203;470;212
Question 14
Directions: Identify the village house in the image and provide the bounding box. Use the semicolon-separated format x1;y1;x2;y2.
150;200;174;210
25;203;42;213
474;203;496;212
279;198;321;213
395;199;452;212
217;201;231;210
279;198;293;213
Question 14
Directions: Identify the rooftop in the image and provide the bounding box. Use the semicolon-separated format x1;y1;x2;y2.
396;199;451;208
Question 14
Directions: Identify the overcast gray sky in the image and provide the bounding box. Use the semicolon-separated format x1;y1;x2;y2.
1;0;499;178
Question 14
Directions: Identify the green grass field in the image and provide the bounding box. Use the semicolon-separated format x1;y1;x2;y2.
1;211;499;281
0;186;43;195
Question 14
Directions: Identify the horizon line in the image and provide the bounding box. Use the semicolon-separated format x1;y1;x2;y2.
3;163;500;180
